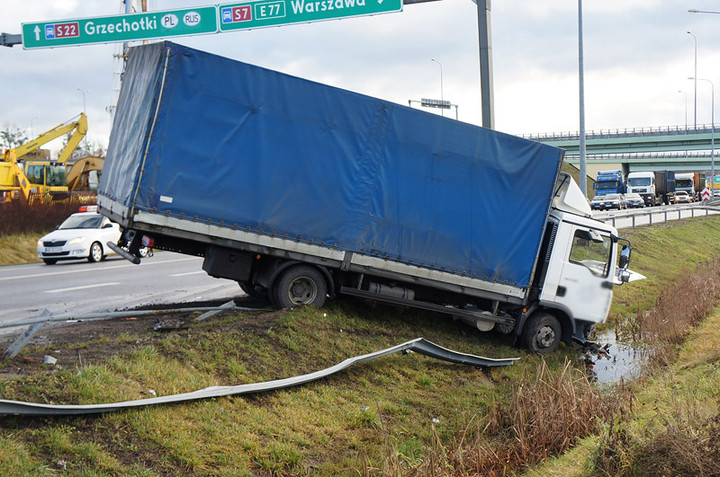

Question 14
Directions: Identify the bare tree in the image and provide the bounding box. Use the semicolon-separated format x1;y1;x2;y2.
0;125;29;149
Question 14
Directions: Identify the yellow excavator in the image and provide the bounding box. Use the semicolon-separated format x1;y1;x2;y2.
66;155;104;202
1;113;87;204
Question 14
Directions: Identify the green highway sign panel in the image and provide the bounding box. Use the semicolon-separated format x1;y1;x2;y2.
20;1;402;49
218;0;403;31
22;7;218;49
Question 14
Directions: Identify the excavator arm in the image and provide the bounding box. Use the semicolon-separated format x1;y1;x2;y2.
4;113;87;164
66;156;104;191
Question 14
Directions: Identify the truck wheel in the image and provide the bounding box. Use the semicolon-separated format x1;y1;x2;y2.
273;266;327;308
88;242;104;263
522;313;561;354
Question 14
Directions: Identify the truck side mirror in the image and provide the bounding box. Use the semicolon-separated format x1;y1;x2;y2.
619;245;630;270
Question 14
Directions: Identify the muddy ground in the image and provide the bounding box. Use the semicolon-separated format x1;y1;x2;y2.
0;295;273;380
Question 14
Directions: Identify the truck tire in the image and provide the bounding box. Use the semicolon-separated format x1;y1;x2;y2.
522;312;561;354
88;242;104;263
273;265;327;308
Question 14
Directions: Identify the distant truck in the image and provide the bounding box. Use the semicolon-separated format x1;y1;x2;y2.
98;42;637;354
674;172;703;201
593;170;625;196
626;171;676;206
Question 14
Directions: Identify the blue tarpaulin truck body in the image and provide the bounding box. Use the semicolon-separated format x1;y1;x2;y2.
99;42;631;353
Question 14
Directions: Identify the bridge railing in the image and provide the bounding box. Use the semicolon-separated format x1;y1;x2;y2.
566;151;717;160
525;124;715;141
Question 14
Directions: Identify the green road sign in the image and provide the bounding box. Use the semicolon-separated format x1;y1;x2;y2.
218;0;402;32
22;7;218;49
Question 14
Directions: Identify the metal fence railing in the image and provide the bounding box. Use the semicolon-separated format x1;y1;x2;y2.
595;205;720;230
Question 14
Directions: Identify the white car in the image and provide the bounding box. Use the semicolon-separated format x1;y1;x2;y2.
37;211;121;265
673;191;692;204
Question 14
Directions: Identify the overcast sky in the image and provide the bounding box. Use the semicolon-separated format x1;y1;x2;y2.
2;0;720;153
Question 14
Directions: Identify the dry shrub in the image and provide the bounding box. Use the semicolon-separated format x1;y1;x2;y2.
595;408;720;477
0;200;79;236
632;259;720;366
381;360;630;476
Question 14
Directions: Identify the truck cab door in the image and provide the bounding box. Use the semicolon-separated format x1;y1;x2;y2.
542;225;614;324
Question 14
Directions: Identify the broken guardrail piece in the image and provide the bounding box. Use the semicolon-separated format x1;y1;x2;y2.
0;338;518;416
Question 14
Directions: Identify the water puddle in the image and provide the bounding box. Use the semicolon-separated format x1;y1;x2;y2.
583;330;649;385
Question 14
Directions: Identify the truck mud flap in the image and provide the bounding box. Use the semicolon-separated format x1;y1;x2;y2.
0;338;518;416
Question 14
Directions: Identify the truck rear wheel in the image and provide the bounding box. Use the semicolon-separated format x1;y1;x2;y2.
522;313;561;354
273;266;327;308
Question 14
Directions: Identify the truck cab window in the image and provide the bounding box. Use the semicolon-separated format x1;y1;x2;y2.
568;230;611;277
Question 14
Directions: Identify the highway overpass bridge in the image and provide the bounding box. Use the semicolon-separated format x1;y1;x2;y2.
526;125;717;174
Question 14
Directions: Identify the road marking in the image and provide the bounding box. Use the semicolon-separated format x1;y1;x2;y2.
170;271;207;277
45;282;121;294
0;256;199;282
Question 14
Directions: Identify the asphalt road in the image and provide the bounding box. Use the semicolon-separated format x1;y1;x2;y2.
0;251;243;326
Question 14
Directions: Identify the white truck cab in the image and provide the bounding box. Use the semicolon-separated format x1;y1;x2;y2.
523;173;636;351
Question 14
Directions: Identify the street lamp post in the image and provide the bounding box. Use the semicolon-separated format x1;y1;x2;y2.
578;0;587;198
691;77;715;196
76;88;89;152
431;58;444;117
687;31;698;129
30;116;39;138
76;88;88;115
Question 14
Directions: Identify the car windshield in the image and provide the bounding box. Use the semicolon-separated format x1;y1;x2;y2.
626;194;641;200
58;214;103;230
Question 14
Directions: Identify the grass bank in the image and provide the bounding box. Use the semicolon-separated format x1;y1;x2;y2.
525;217;720;476
0;217;719;475
526;292;720;477
0;201;81;266
0;233;43;266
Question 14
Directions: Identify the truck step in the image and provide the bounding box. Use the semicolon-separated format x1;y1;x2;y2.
339;286;515;325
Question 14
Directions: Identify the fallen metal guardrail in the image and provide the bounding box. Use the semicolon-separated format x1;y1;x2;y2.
0;338;518;416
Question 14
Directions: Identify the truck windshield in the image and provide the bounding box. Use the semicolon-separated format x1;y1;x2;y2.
568;230;612;278
628;177;651;187
597;181;621;190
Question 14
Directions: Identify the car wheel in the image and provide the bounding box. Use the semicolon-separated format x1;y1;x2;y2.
88;242;103;263
273;266;327;309
43;259;57;265
522;312;561;354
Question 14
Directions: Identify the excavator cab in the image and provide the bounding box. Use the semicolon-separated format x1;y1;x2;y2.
0;113;86;204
